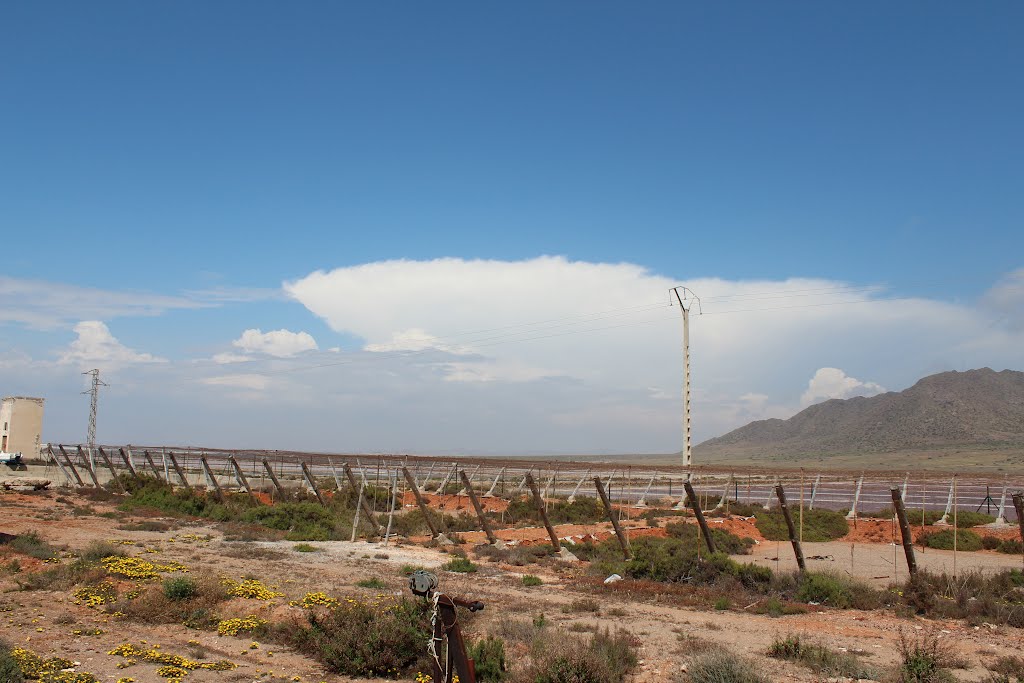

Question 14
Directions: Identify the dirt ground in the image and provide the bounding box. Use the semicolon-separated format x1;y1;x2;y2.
2;488;1024;683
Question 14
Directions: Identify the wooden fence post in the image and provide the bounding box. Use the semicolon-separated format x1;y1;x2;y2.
77;445;102;487
774;484;806;572
97;448;125;492
229;456;257;502
261;458;285;498
595;477;632;559
402;467;439;539
301;461;327;506
460;470;500;546
118;448;139;479
525;473;561;551
142;450;164;479
199;455;224;501
167;452;191;490
55;445;84;486
891;486;917;575
683;480;716;554
344;463;382;536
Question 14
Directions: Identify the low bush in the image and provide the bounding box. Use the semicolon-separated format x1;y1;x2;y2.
442;557;478;573
756;508;848;542
0;638;23;683
919;529;983;551
999;538;1023;554
897;633;956;683
522;575;542;587
526;628;637;683
768;633;875;679
112;572;228;628
469;636;506;682
688;649;766;683
356;578;386;589
794;572;882;610
162;576;199;601
564;597;600;613
898;569;1024;626
983;535;1003;550
9;532;57;560
664;521;755;555
293;543;320;553
506;496;606;526
275;595;430;677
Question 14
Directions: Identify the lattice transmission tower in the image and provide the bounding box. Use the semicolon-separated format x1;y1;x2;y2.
83;369;107;449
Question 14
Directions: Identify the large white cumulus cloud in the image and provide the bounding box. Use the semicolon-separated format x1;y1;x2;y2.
282;257;1024;448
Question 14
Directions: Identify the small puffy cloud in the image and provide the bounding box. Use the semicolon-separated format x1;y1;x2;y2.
57;321;166;367
800;367;885;406
231;328;318;358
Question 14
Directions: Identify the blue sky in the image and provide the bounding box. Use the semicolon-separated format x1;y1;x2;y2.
1;3;1021;453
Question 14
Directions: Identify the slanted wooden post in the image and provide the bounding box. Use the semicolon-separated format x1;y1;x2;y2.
774;484;806;572
118;448;139;479
891;486;917;574
229;456;256;501
55;445;84;486
301;461;327;506
261;457;285;498
142;450;163;479
403;467;439;538
77;445;101;487
460;470;498;545
97;447;125;492
595;476;631;559
684;480;716;554
344;463;382;536
525;473;561;550
47;445;74;485
199;455;224;501
166;452;191;490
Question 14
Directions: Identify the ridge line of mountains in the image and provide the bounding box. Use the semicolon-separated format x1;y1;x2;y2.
695;368;1024;459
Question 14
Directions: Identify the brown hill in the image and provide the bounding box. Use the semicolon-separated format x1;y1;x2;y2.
696;368;1024;458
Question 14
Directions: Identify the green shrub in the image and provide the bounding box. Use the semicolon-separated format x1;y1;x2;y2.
919;529;983;551
356;578;385;589
713;597;729;610
768;633;875;678
688;649;766;683
756;509;848;542
898;569;1024;626
442;557;478;573
275;596;430;676
0;638;23;683
9;532;57;560
293;543;320;553
982;536;1002;550
664;521;754;555
795;572;881;609
469;636;506;682
522;575;542;587
529;629;637;683
998;538;1023;554
162;576;198;601
898;633;955;683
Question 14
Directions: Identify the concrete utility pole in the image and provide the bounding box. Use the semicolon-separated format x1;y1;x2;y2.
82;369;107;450
671;287;700;467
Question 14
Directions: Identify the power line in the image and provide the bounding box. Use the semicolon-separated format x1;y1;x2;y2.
82;369;107;449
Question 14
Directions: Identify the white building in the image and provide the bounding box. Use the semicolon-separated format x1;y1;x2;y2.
1;396;45;457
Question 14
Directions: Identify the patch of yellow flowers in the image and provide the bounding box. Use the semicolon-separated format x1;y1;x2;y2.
289;592;338;609
71;581;118;609
101;556;187;580
223;578;284;600
216;615;268;636
107;643;237;678
11;646;98;682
